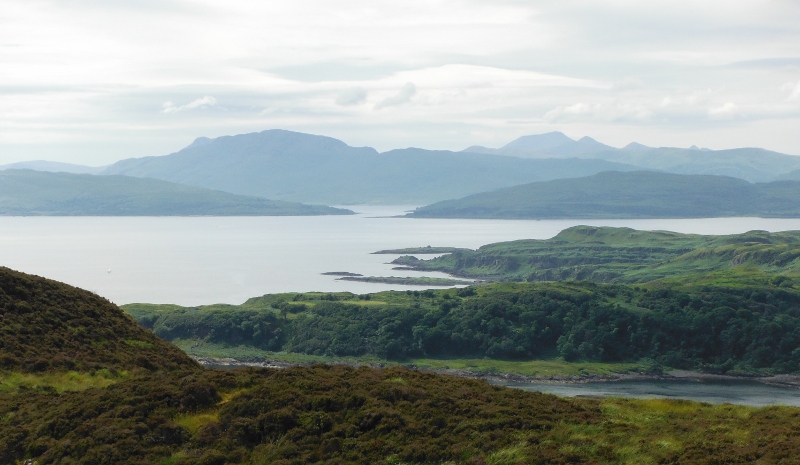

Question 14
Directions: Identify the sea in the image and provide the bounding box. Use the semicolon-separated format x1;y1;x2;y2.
3;206;800;306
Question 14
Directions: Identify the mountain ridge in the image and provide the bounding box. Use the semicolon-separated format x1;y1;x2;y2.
0;169;351;216
99;129;641;204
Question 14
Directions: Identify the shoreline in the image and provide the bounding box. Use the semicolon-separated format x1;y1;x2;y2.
191;356;800;389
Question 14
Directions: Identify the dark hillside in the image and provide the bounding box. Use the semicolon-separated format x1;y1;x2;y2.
0;169;350;216
408;171;800;219
6;365;800;464
0;267;195;372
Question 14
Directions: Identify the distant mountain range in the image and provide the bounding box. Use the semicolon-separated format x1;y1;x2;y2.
407;171;800;219
464;132;800;183
0;160;106;174
0;170;351;216
5;129;800;206
99;129;639;204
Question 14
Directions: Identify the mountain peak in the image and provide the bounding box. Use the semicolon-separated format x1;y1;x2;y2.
500;132;575;152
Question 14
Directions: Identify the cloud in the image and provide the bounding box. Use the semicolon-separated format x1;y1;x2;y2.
374;83;416;110
162;96;217;114
787;81;800;101
335;87;367;106
708;102;738;117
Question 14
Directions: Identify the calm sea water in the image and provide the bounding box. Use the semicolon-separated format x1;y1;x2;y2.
493;378;800;407
2;206;800;306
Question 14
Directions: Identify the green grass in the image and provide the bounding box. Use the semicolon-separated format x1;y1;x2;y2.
405;358;651;377
173;338;654;378
542;397;758;464
0;369;128;393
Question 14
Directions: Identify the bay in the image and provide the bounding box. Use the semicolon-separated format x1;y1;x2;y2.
2;206;800;306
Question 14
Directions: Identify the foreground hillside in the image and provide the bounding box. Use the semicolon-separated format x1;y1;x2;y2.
408;171;800;219
5;268;800;463
0;266;193;373
393;226;800;283
100;129;639;204
0;169;351;216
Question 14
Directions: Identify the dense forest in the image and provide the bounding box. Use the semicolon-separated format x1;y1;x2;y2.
126;272;800;373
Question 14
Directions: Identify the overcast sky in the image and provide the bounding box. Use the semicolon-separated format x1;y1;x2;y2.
2;0;800;165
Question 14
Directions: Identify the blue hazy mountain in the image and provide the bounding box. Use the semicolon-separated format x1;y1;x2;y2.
101;129;640;204
0;169;351;216
463;132;800;182
407;171;800;219
0;160;106;174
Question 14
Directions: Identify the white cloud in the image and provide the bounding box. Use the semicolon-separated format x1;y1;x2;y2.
2;0;800;163
708;102;738;118
787;81;800;101
161;96;217;114
374;83;417;110
335;87;368;106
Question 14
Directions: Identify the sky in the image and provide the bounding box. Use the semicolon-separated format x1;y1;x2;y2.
1;0;800;166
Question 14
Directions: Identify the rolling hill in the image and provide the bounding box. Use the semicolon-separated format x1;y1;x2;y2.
0;266;195;373
100;129;641;204
390;225;800;283
407;171;800;219
0;169;351;216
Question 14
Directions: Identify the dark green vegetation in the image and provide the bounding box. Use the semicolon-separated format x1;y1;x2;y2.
126;272;800;373
393;226;800;283
408;171;800;219
0;169;351;216
10;269;800;463
465;131;800;182
13;364;800;465
100;129;641;204
0;266;193;373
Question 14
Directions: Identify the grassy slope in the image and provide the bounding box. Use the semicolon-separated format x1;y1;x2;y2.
0;266;196;373
408;171;800;219
0;169;351;215
7;364;800;464
393;225;800;282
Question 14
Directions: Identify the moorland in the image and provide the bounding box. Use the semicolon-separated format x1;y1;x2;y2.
7;266;800;464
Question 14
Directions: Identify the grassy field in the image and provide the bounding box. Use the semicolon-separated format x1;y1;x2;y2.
0;369;127;393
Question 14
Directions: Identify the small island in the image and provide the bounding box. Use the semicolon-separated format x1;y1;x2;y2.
336;276;476;286
372;246;470;254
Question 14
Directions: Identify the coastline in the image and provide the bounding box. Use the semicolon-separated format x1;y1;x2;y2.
191;356;800;389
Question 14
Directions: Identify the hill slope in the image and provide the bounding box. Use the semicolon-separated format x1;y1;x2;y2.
464;132;800;182
0;169;351;216
101;129;641;204
392;225;800;283
0;266;195;372
408;171;800;219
